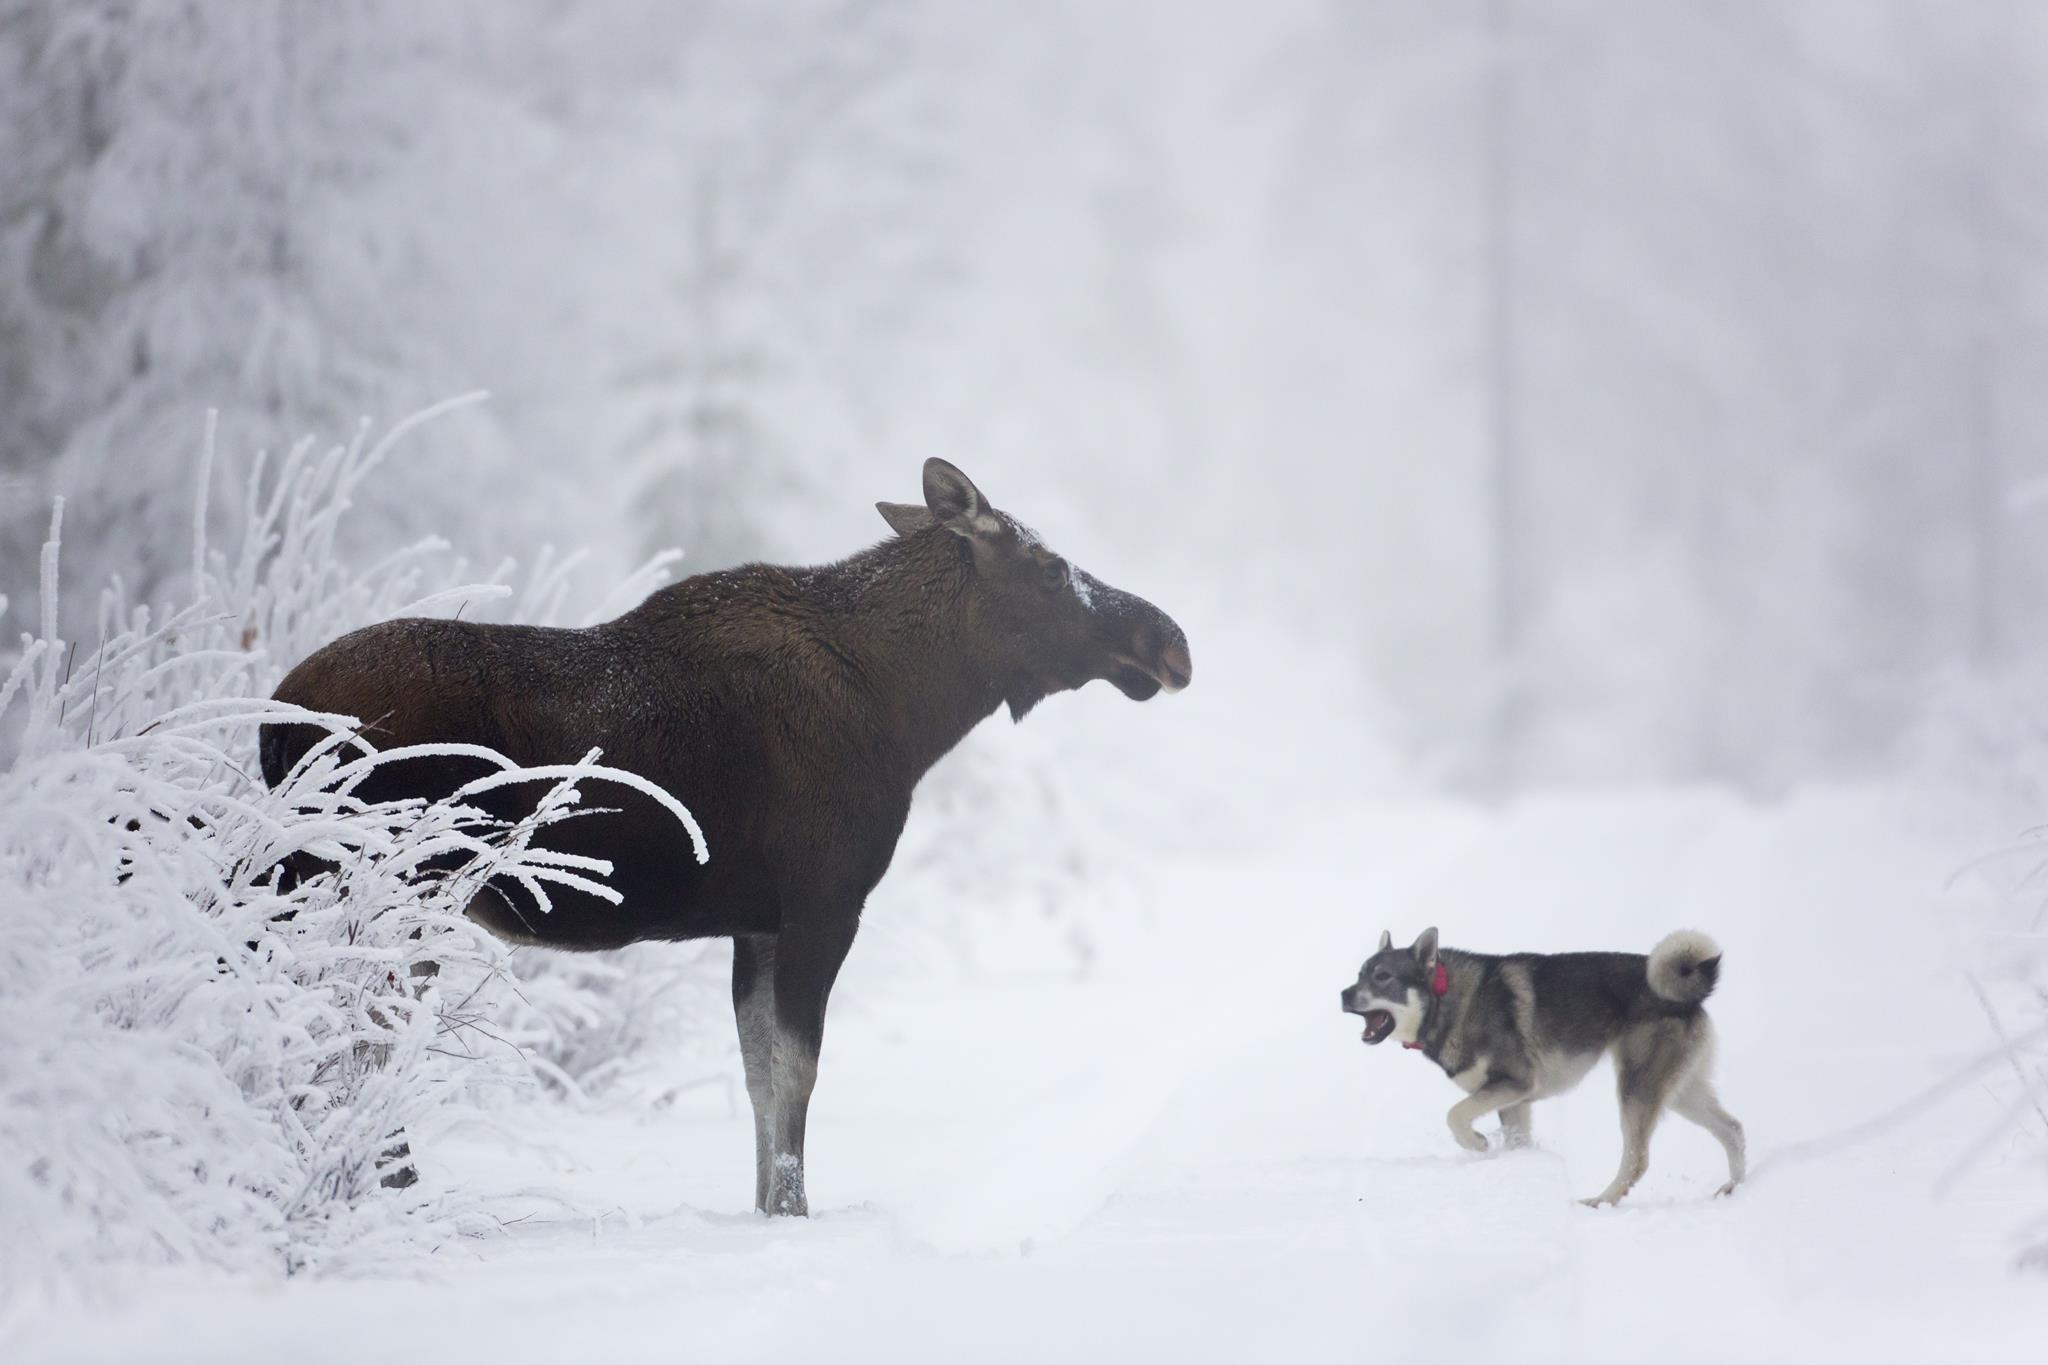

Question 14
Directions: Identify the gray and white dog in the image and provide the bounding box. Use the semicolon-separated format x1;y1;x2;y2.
1340;927;1745;1206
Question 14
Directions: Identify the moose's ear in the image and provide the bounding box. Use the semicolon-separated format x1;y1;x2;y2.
876;502;934;537
1411;927;1439;965
1378;929;1393;953
923;458;998;537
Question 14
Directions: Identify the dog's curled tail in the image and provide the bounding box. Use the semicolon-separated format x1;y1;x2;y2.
1647;930;1721;1005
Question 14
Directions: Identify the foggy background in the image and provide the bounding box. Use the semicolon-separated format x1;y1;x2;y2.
8;0;2042;800
8;3;2048;1353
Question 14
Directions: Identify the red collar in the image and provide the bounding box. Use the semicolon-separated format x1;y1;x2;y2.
1401;961;1449;1050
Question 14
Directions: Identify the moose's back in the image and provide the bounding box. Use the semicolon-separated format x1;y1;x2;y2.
260;612;787;948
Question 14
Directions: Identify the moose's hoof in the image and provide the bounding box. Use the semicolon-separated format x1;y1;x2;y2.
768;1153;808;1217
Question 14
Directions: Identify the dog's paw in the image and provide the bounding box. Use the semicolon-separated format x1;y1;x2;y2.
1714;1180;1740;1199
1451;1125;1489;1154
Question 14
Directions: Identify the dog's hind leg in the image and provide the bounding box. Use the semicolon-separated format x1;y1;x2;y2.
1670;1077;1746;1197
1499;1101;1534;1150
1583;1091;1661;1207
1583;1037;1689;1206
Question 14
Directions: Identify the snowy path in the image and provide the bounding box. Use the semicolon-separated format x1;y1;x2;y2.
13;789;2047;1362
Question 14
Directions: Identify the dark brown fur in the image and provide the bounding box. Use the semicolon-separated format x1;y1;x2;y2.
258;459;1189;1214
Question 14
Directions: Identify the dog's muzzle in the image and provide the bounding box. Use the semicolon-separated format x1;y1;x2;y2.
1340;987;1397;1045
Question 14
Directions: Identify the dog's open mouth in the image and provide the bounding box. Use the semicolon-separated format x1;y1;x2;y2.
1359;1010;1394;1045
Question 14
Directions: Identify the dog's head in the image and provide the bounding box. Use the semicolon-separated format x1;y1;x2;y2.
1339;927;1439;1046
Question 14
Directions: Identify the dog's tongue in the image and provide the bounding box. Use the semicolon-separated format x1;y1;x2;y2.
1360;1009;1394;1044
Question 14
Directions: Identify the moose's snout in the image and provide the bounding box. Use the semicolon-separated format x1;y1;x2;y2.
1103;587;1190;698
1129;614;1191;695
1155;632;1192;693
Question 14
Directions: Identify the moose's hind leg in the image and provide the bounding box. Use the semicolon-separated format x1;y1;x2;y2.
732;934;779;1213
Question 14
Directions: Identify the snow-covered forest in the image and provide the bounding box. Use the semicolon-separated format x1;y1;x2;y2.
4;1;2047;1360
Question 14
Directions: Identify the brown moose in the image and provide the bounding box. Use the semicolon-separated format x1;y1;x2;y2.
260;459;1191;1215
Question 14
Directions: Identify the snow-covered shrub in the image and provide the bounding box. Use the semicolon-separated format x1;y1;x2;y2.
0;404;709;1292
1945;814;2048;1269
455;518;735;1112
489;942;734;1110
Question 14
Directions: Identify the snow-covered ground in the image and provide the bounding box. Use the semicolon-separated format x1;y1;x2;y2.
8;783;2043;1363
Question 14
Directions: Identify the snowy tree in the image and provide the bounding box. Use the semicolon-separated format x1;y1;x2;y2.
0;3;548;614
605;0;969;571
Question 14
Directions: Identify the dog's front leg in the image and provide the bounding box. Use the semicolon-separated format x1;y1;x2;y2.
1447;1081;1531;1154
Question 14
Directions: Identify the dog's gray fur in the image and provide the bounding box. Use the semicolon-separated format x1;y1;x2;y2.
1340;927;1745;1206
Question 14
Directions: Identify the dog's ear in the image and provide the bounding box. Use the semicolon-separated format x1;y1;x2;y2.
1378;929;1393;953
1411;927;1439;965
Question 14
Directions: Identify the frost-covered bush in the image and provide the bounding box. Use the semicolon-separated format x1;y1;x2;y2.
491;942;733;1109
1947;819;2048;1269
0;405;709;1292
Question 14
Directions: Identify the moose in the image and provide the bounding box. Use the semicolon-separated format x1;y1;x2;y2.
260;459;1191;1215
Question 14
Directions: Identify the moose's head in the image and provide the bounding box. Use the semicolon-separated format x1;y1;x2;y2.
879;459;1191;721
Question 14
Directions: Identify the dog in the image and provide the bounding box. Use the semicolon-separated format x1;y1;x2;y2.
1340;927;1745;1206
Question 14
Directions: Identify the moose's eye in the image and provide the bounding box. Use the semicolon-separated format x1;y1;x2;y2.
1041;557;1070;591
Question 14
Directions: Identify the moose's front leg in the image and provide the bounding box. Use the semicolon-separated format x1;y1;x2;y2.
766;1030;817;1217
763;911;859;1217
